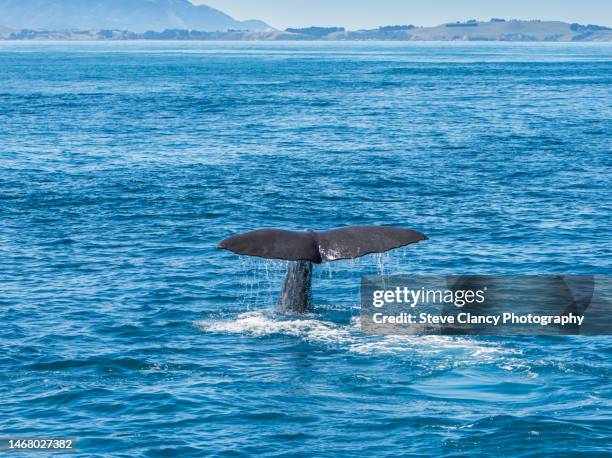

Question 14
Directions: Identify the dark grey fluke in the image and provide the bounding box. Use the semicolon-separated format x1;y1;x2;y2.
219;226;427;264
219;225;428;313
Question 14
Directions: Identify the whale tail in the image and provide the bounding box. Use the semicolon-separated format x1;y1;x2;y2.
219;225;428;314
218;225;428;264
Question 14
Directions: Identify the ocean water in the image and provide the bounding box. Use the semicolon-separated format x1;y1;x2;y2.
0;41;611;457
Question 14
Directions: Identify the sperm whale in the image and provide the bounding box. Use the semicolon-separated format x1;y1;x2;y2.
219;226;428;314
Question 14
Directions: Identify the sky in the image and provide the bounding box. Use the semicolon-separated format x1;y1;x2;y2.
196;0;612;30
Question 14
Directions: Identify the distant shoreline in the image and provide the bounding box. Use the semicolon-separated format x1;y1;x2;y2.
2;20;612;42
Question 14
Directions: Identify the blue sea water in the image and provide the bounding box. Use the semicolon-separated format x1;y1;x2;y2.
0;41;611;457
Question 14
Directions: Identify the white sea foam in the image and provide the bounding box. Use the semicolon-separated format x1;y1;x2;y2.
198;311;354;346
197;310;516;361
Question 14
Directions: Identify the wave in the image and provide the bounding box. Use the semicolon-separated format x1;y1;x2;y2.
196;310;515;360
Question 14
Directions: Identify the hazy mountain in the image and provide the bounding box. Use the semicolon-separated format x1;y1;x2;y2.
0;0;271;32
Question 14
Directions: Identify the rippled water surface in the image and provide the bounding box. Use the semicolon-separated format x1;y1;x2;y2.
0;42;611;457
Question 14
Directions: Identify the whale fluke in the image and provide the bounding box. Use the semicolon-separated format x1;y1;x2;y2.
218;226;428;264
219;225;428;314
316;226;427;262
219;229;321;263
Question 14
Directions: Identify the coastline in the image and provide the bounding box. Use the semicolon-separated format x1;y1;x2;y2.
2;20;612;42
